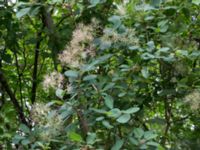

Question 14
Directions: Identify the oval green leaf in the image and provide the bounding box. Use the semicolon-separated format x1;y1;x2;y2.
116;114;131;123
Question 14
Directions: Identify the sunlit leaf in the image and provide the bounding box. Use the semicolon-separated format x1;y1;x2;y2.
141;67;149;79
116;114;131;123
108;15;121;29
68;132;83;142
111;139;124;150
64;70;79;78
16;7;31;18
144;131;157;140
133;128;144;139
103;95;114;109
19;124;30;134
122;107;140;114
88;0;100;8
56;88;65;99
107;108;121;118
96;116;105;121
129;137;139;145
87;132;96;145
83;74;97;81
192;0;200;5
146;141;159;146
102;120;113;129
21;139;30;145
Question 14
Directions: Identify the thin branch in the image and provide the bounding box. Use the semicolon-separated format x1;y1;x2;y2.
76;108;89;139
0;55;4;110
0;69;28;126
31;30;43;104
56;14;70;27
21;38;27;73
163;99;171;143
37;55;45;76
41;6;62;70
56;4;74;27
14;52;23;111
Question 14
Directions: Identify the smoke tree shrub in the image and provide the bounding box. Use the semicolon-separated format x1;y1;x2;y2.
0;0;199;149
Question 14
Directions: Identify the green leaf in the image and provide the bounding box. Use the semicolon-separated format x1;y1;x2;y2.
103;83;115;91
176;50;189;57
19;124;30;133
91;108;107;114
129;46;140;51
122;107;140;114
51;0;63;3
141;53;155;60
162;55;175;62
146;141;159;146
100;41;112;50
12;135;25;144
81;54;112;72
60;107;73;119
55;88;65;99
116;114;131;123
86;132;96;145
68;132;83;142
133;128;144;139
88;0;100;8
21;139;30;145
16;7;31;18
159;47;170;53
157;20;168;27
104;95;114;109
2;133;12;139
144;131;157;140
83;74;97;81
190;51;200;58
29;5;41;16
129;137;139;145
160;25;168;33
147;41;155;52
102;120;113;129
94;54;112;65
151;0;162;7
108;15;121;29
64;70;79;78
47;100;64;106
118;92;126;97
111;139;124;150
157;20;168;33
107;108;121;118
144;16;154;21
192;0;200;5
96;116;105;121
141;67;149;79
81;63;96;72
140;144;148;149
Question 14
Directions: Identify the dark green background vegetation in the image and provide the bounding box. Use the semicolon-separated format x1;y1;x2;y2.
0;0;200;149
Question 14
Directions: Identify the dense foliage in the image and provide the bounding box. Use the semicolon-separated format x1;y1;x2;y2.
0;0;200;149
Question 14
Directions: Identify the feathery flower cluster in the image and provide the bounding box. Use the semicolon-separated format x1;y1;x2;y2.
101;27;139;46
58;23;95;68
43;71;64;90
30;103;50;125
31;103;63;142
184;90;200;110
116;4;127;16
